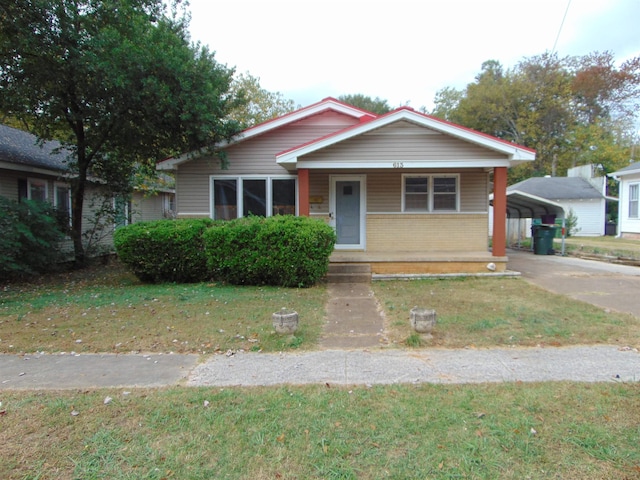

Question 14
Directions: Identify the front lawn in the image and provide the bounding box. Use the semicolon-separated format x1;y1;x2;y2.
2;262;639;353
1;383;639;479
374;277;640;349
0;262;327;354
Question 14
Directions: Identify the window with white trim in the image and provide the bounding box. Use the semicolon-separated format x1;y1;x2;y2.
402;174;459;212
630;183;639;219
211;176;297;220
54;183;72;225
114;196;132;228
28;178;48;202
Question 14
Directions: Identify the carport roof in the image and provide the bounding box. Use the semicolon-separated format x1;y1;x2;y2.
490;190;566;219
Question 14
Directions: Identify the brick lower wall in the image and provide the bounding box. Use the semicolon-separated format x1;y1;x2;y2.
366;214;488;252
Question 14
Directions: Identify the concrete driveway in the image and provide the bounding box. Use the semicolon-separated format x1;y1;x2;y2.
507;249;640;318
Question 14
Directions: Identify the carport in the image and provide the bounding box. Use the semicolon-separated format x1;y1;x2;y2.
490;190;567;254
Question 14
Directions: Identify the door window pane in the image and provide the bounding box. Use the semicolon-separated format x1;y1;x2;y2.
213;179;237;220
272;178;296;215
243;179;266;217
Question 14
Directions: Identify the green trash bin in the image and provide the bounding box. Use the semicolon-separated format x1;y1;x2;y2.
532;224;556;255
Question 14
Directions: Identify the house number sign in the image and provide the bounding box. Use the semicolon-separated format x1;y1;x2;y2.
392;162;404;168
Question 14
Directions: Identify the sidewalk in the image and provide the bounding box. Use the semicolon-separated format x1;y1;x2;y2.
1;345;638;389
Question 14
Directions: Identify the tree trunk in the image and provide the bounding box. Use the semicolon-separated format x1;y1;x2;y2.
71;141;89;268
71;175;86;267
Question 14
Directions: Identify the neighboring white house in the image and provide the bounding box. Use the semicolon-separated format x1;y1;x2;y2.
610;161;640;239
504;165;613;237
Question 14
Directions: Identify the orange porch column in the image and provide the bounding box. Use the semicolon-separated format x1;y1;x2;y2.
298;168;310;216
492;167;507;257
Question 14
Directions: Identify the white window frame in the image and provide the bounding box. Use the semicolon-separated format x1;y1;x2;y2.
210;175;298;220
629;183;639;219
113;196;131;228
54;182;72;225
27;178;48;202
401;174;459;212
163;193;176;218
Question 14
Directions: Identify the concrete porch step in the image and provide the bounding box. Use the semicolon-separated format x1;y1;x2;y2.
326;263;372;284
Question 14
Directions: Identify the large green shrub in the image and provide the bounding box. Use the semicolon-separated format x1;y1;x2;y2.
205;215;336;287
114;218;214;283
0;197;67;281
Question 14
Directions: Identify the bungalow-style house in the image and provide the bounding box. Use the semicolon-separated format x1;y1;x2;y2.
505;164;614;237
610;161;640;239
0;124;175;254
157;98;535;274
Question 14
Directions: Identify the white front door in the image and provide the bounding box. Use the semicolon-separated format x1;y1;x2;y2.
330;175;366;249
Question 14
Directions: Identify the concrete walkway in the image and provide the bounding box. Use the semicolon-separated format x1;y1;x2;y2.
1;346;638;390
320;283;385;349
188;346;640;387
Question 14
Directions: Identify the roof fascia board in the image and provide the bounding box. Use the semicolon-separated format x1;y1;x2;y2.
0;161;63;176
156;98;374;171
240;98;374;140
610;167;640;178
508;190;566;213
277;109;535;164
295;159;513;169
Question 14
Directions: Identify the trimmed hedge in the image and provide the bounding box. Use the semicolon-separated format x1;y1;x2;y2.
114;218;214;283
205;215;336;287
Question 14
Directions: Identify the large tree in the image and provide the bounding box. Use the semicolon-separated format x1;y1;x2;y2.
229;72;296;127
0;0;244;265
431;52;640;182
338;94;393;115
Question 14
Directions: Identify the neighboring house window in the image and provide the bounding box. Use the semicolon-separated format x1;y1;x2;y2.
630;184;639;219
211;176;297;220
114;196;132;228
163;193;176;218
402;175;458;212
54;183;72;223
28;178;48;202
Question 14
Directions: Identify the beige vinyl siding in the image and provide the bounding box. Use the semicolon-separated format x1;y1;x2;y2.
309;172;330;214
309;169;487;214
0;170;23;201
131;192;167;222
304;121;508;164
175;112;361;216
460;170;489;211
367;172;401;212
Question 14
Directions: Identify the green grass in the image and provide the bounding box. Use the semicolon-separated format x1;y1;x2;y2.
3;262;640;353
0;262;327;354
373;277;640;348
1;383;639;479
556;236;640;260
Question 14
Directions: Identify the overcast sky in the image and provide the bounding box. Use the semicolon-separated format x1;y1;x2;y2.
187;0;640;112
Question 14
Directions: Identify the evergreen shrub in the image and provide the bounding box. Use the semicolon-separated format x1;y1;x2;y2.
0;197;67;280
114;218;214;283
205;215;336;287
